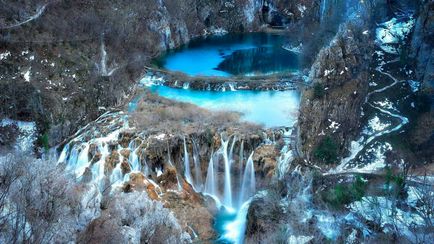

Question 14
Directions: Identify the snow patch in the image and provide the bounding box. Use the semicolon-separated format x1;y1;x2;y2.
350;196;424;238
376;17;415;54
407;80;420;92
297;4;307;17
0;51;11;60
367;116;390;132
0;119;37;152
328;119;340;133
23;68;31;82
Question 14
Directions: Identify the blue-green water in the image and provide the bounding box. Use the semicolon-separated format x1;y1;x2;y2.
147;85;300;128
214;207;238;243
155;33;299;77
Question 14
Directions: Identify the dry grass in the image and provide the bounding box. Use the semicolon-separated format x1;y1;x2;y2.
130;91;261;135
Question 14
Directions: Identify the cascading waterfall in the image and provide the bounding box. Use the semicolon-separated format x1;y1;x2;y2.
59;112;259;242
128;140;142;172
201;135;258;210
200;135;257;243
58;112;153;191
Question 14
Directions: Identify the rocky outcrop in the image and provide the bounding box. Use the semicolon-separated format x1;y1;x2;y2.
298;22;373;162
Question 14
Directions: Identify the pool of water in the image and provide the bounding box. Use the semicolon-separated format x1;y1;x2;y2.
154;33;299;77
147;85;300;128
213;201;251;244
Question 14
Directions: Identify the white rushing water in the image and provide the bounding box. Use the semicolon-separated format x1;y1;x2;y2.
239;152;256;206
183;137;194;186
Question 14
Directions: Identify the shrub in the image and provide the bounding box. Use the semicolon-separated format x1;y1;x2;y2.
384;167;406;197
313;136;338;164
324;175;367;209
130;92;261;135
38;132;50;150
313;82;325;99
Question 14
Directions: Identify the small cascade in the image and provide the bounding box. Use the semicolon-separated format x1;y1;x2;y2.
320;0;328;23
277;128;294;179
183;137;194;185
238;152;256;207
221;136;233;209
66;146;79;171
110;163;123;185
228;136;237;163
192;139;203;191
129;143;142;172
176;173;183;191
167;142;173;166
76;143;90;175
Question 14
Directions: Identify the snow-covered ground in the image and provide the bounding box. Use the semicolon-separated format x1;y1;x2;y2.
376;17;415;54
0;119;36;152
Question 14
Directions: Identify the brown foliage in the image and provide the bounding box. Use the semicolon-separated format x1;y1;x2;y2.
130;91;261;135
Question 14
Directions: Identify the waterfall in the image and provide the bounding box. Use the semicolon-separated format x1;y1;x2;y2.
229;136;237;163
204;152;217;197
192;139;203;191
277;128;294;179
183;137;194;185
66;146;79;170
320;0;327;23
129;147;141;172
238;140;245;189
167;142;173;166
239;152;256;207
111;163;123;184
221;136;233;208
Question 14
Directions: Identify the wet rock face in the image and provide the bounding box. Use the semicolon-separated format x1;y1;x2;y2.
298;23;373;162
411;1;434;86
408;1;434;163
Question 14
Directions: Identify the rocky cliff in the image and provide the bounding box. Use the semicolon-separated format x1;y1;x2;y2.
409;0;434;162
298;22;373;162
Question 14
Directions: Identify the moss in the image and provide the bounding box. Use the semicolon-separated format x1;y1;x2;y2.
313;82;325;99
313;136;338;164
384;167;406;197
38;132;50;151
323;175;367;209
